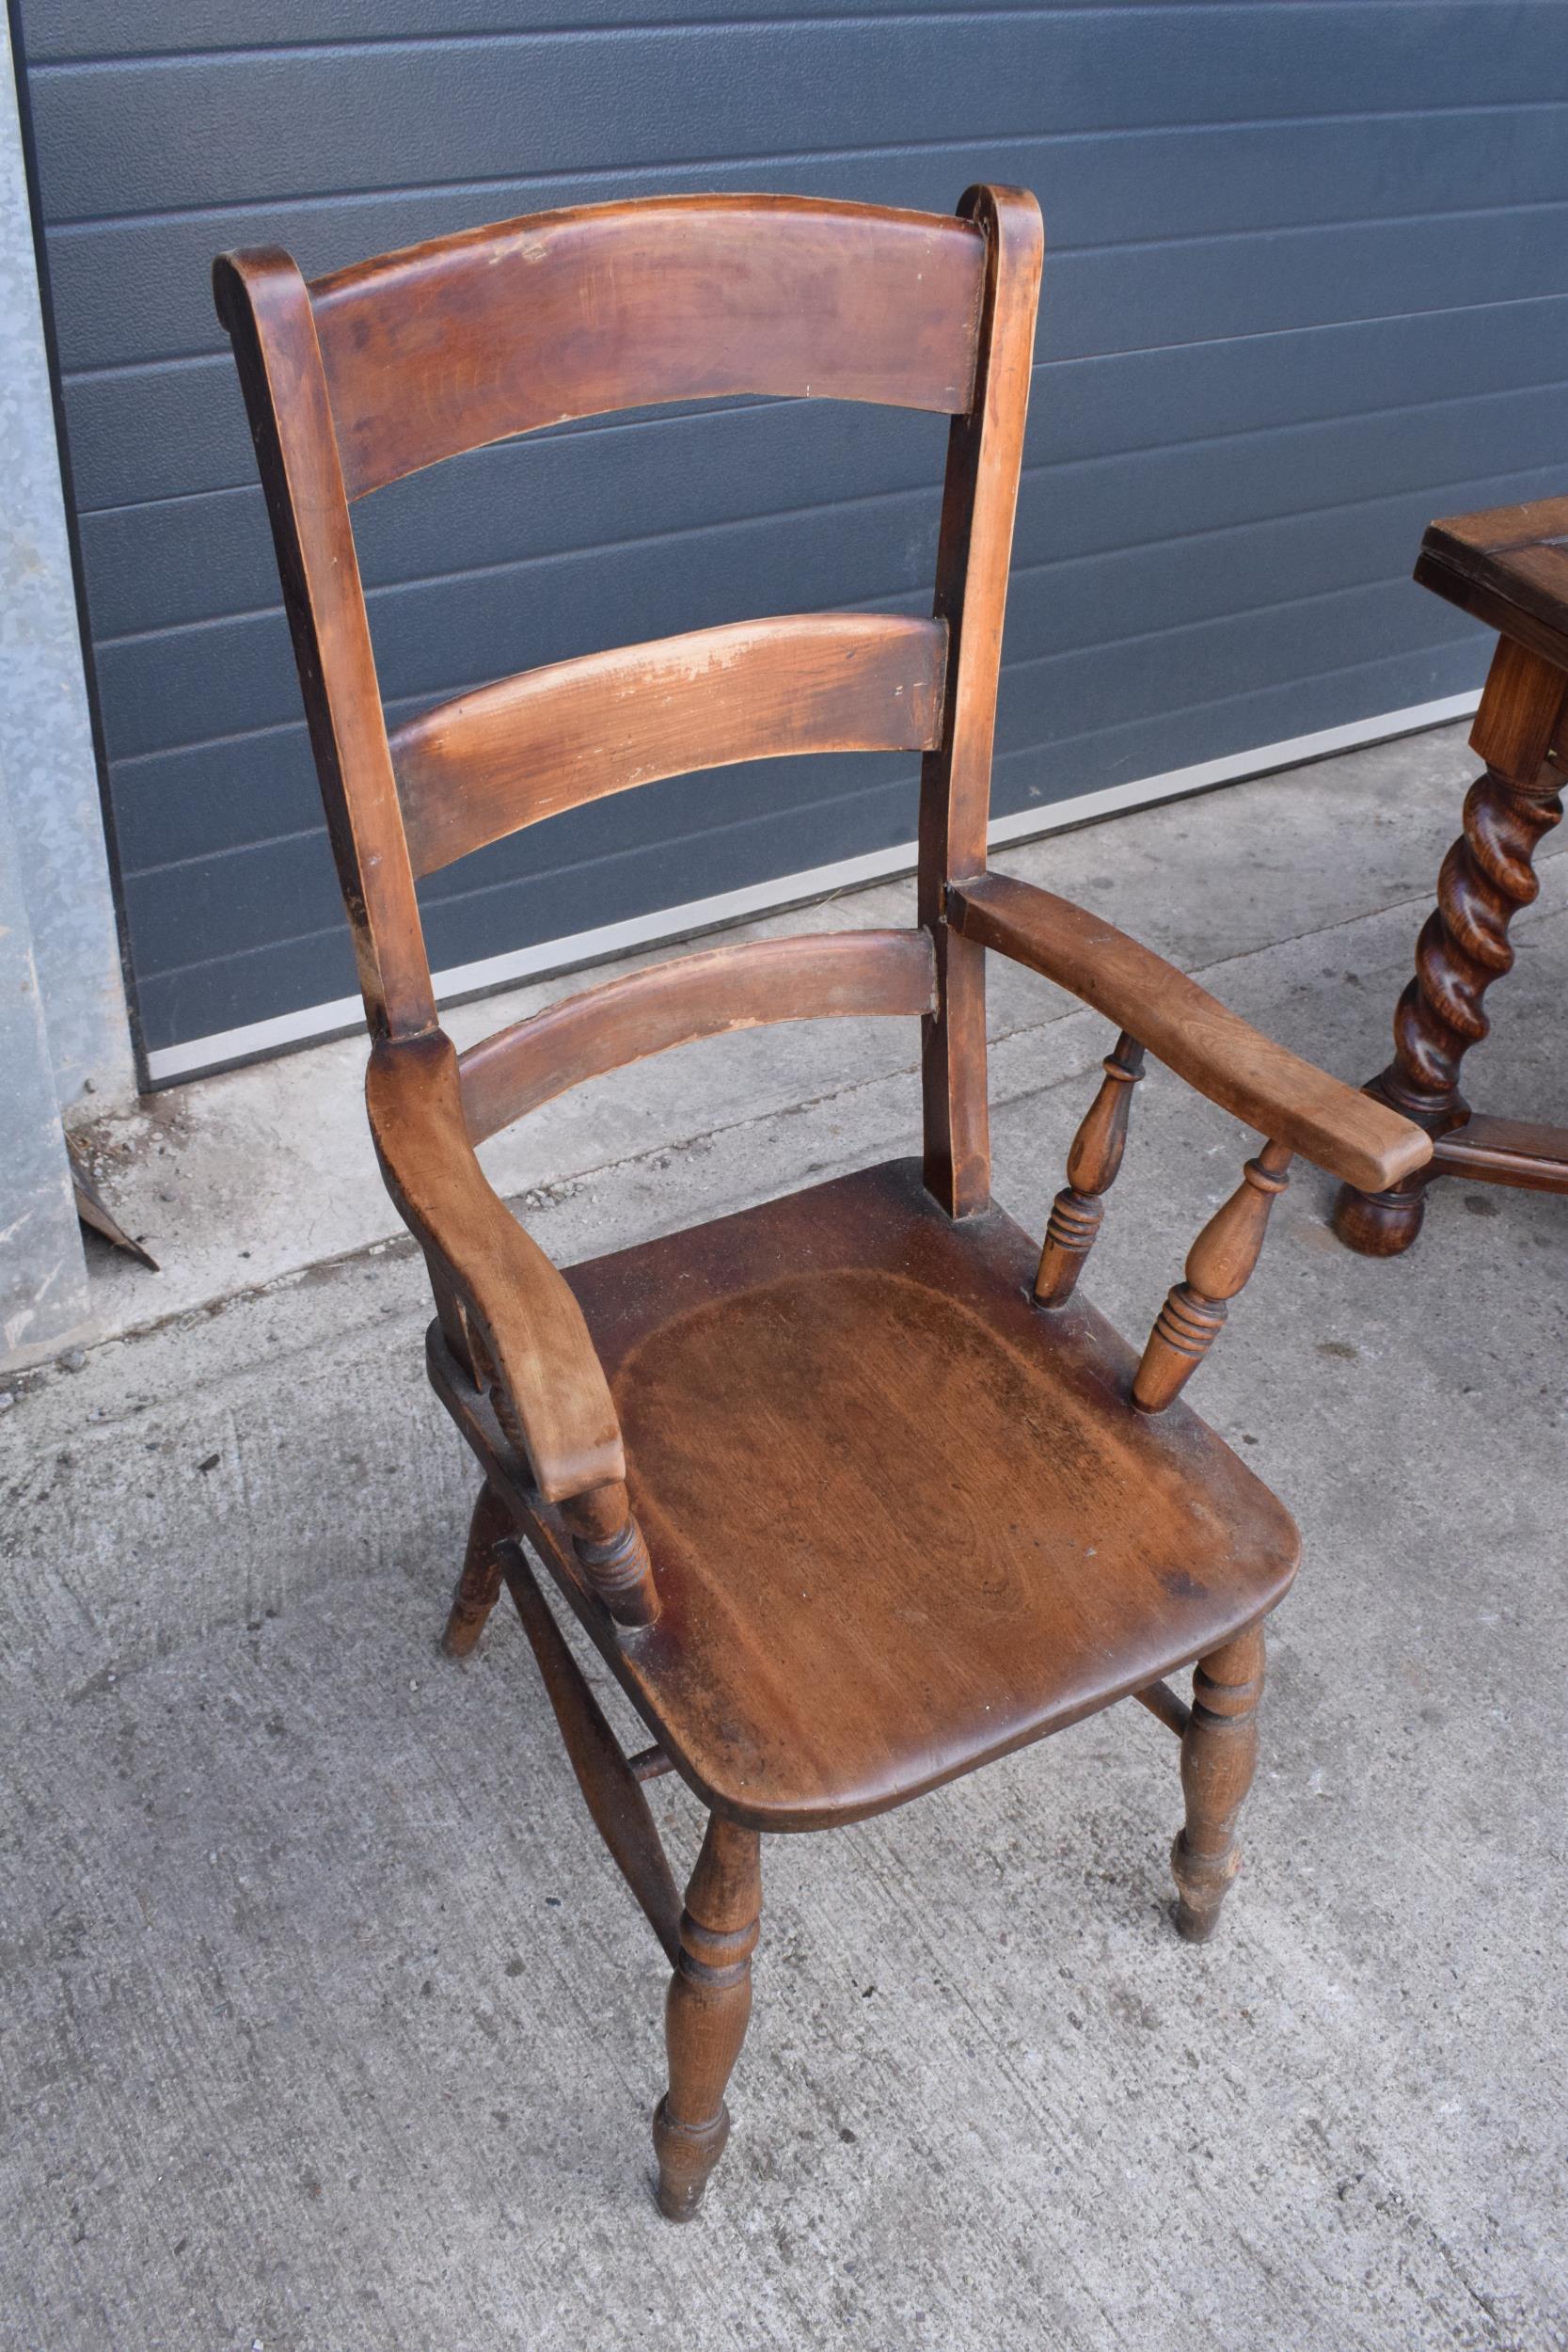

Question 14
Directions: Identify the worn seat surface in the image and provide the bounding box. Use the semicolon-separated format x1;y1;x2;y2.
566;1159;1300;1830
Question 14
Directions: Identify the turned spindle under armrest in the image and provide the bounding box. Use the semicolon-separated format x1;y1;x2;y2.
1132;1140;1293;1413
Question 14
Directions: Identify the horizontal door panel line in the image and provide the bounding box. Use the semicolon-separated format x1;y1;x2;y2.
51;159;1568;288
36;132;1032;235
126;745;927;924
120;630;1481;969
69;394;793;514
103;534;1500;778
1001;457;1568;583
120;817;330;883
90;424;1568;656
39;6;1523;73
1018;377;1568;485
137;680;1483;1078
62;286;1568;473
126;660;1479;1010
61;281;1568;507
69;300;1568;519
1114;287;1568;372
30;0;1568;67
55;198;1568;379
380;638;1475;923
38;8;1193;77
76;477;260;523
128;767;922;985
40;99;1568;227
997;573;1477;681
103;587;1480;802
94;474;952;648
34;19;1568;95
43;95;1568;249
28;4;1094;70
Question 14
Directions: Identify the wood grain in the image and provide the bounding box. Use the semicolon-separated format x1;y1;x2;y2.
1171;1626;1265;1944
1416;496;1568;675
1468;634;1568;782
213;248;436;1039
946;871;1431;1194
499;1540;681;1958
554;1157;1300;1832
1132;1140;1292;1413
918;184;1045;1216
458;929;937;1145
1337;496;1568;1257
653;1815;762;2221
311;194;987;498
1034;1031;1145;1307
366;1029;623;1502
217;185;1320;2223
440;1480;511;1659
1428;1114;1568;1193
390;614;947;878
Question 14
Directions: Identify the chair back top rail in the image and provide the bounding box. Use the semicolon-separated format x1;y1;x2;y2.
309;194;989;499
391;612;948;879
458;929;937;1145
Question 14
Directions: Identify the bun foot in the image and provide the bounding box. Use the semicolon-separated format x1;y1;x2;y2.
652;2096;730;2221
1331;1179;1428;1258
1170;1830;1238;1943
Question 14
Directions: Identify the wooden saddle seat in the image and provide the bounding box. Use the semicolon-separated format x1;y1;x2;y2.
562;1158;1299;1830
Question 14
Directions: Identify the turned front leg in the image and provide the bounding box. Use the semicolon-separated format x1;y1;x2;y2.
653;1814;762;2221
1171;1624;1265;1943
1335;637;1566;1255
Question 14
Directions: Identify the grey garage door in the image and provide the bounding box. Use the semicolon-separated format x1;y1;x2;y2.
14;0;1568;1081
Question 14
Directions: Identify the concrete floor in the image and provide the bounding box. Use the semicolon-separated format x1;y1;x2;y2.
3;723;1566;2351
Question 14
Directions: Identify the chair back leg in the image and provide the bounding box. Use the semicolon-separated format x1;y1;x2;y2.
441;1481;511;1657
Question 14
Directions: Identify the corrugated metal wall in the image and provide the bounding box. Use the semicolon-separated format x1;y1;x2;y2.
15;1;1568;1078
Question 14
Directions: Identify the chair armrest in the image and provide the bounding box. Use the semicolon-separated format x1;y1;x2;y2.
366;1031;624;1502
946;872;1432;1194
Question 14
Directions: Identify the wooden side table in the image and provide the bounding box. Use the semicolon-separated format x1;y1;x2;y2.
1334;499;1568;1254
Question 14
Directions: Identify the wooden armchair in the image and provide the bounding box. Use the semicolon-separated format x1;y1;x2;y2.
214;189;1430;2222
1333;498;1568;1253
